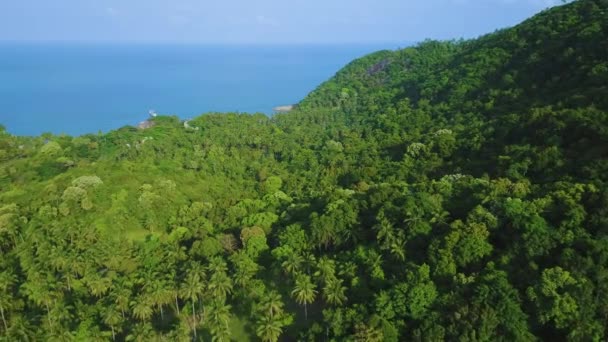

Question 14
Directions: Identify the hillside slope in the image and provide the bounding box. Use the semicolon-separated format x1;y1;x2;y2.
297;0;608;185
1;1;607;341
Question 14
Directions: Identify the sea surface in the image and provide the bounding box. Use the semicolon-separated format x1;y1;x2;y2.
0;43;405;136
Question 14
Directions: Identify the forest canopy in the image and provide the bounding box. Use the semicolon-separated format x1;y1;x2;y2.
1;0;607;341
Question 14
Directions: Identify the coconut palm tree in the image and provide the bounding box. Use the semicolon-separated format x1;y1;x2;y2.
131;296;153;322
0;292;10;333
48;301;73;333
208;299;231;342
207;256;228;275
323;278;347;306
231;251;258;289
255;315;283;342
150;279;172;321
179;272;205;339
6;314;35;342
170;286;180;316
0;270;16;332
0;206;21;250
111;282;132;319
315;256;336;283
21;273;59;333
353;320;384;342
208;271;232;300
86;274;112;298
47;328;74;342
302;252;316;275
291;274;317;320
281;253;303;276
126;322;155;342
103;306;122;341
259;290;284;318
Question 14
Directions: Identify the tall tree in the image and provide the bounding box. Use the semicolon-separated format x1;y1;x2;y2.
0;271;15;333
208;271;233;300
259;290;284;318
179;272;205;339
281;253;303;276
291;274;317;320
255;315;283;342
103;306;122;341
208;299;231;342
131;296;153;322
323;278;347;306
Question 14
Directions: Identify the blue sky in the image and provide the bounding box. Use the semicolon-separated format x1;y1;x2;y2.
0;0;562;44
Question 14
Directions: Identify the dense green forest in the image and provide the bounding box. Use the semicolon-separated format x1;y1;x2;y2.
1;0;608;340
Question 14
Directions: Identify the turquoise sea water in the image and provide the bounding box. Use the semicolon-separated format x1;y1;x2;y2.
0;43;402;136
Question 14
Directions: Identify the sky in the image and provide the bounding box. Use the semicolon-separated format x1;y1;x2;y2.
0;0;563;44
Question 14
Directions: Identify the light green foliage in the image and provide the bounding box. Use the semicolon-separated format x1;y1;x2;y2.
240;226;269;258
262;176;283;194
528;267;580;328
71;175;103;189
39;141;62;157
242;212;278;234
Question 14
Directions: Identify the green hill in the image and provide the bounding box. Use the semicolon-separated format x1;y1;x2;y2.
1;0;607;340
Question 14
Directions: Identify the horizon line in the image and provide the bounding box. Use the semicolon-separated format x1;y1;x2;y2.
0;39;420;47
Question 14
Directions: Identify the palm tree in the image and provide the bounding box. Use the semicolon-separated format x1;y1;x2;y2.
179;272;205;339
353;320;384;342
0;207;21;250
231;251;258;289
255;315;283;342
259;291;284;318
338;261;357;279
48;301;73;332
323;278;347;306
208;271;232;300
312;224;335;249
281;253;303;275
207;256;228;274
131;296;153;322
150;279;173;321
291;274;317;320
315;256;336;283
302;252;316;275
47;328;75;342
86;274;112;297
126;322;155;342
0;270;16;332
388;235;406;261
21;273;58;333
170;286;180;316
0;293;10;333
111;283;132;319
208;299;231;342
103;306;122;341
375;214;393;245
375;215;406;260
6;314;35;342
211;324;230;342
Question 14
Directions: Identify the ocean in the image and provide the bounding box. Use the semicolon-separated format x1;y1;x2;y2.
0;43;403;136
